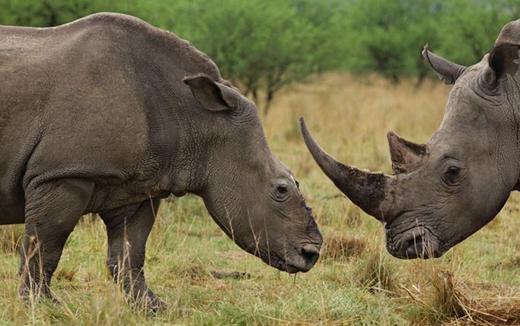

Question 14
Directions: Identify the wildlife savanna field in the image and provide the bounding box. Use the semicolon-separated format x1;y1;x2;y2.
1;0;520;325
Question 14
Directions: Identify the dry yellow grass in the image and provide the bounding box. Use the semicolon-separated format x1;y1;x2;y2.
0;74;519;325
269;74;520;324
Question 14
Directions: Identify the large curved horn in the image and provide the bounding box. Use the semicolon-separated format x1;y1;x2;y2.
299;118;390;221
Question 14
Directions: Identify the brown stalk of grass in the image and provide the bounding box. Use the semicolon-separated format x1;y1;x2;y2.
0;226;23;254
54;269;77;282
354;247;397;295
322;231;366;260
181;263;211;285
404;271;520;325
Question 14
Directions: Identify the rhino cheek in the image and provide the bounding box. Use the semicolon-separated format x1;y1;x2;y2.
421;173;511;254
447;193;510;250
206;197;287;259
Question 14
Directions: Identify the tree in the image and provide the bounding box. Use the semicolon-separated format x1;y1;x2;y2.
1;0;517;99
0;0;139;27
340;0;440;84
167;0;343;115
435;0;518;66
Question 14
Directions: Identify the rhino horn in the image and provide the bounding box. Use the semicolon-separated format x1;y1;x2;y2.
387;131;427;174
299;118;391;221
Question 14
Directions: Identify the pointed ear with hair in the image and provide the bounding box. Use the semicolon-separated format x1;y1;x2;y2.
483;43;520;88
184;74;239;112
387;131;427;174
481;20;520;88
422;45;467;84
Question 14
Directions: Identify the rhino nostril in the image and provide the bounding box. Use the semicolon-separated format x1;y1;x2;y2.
404;235;424;258
301;244;320;266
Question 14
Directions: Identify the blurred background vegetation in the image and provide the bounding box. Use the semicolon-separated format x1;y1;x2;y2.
0;0;518;112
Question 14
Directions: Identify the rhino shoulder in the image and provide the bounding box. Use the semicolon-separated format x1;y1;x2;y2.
70;13;222;80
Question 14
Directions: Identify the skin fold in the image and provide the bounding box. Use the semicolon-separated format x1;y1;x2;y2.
301;20;520;260
0;13;322;311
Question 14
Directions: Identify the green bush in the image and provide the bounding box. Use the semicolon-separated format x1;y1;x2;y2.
0;0;518;111
435;0;518;65
0;0;138;26
168;0;342;114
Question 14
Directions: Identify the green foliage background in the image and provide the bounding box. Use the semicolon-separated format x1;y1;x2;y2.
0;0;518;106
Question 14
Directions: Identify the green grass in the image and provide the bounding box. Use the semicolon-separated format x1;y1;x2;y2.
1;74;519;325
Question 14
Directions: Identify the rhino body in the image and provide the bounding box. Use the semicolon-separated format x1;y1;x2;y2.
0;13;322;309
301;20;520;260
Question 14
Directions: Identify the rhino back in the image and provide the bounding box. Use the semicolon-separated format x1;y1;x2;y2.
0;13;222;220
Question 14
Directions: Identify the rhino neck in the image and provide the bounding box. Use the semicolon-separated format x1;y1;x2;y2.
134;60;227;196
513;86;520;189
487;105;520;193
502;77;520;191
161;111;234;197
133;29;237;197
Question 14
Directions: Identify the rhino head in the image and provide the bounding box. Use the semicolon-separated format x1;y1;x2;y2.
300;20;520;259
183;75;322;272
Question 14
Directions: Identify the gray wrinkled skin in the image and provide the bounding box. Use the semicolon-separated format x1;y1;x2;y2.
0;13;322;310
301;20;520;261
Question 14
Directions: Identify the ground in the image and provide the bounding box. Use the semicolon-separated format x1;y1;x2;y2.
0;74;519;325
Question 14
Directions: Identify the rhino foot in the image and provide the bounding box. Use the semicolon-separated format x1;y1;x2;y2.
132;290;167;313
19;282;60;306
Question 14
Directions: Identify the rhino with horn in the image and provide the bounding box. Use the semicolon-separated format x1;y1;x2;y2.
301;19;520;259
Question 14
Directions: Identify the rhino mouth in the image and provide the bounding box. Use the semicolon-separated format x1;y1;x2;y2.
258;245;320;274
268;256;301;274
250;206;321;273
386;225;441;259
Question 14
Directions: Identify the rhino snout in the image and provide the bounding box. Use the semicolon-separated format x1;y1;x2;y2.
386;226;441;259
284;243;321;273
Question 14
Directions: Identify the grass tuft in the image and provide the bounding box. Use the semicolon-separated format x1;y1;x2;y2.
322;231;366;260
405;271;520;325
0;225;23;254
353;247;396;294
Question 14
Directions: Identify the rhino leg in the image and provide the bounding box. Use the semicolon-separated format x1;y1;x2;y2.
99;198;165;312
19;179;93;301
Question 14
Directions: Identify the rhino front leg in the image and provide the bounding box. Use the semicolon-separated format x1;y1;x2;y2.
99;198;165;311
19;179;94;301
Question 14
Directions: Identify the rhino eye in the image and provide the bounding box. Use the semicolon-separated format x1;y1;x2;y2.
277;185;288;194
274;184;290;202
443;166;461;185
446;166;460;176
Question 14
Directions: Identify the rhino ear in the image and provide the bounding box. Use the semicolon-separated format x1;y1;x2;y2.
422;45;467;84
484;21;520;88
184;74;238;112
484;43;519;88
387;131;427;174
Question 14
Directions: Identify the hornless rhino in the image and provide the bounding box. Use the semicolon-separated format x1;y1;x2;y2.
300;20;520;261
0;13;322;309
